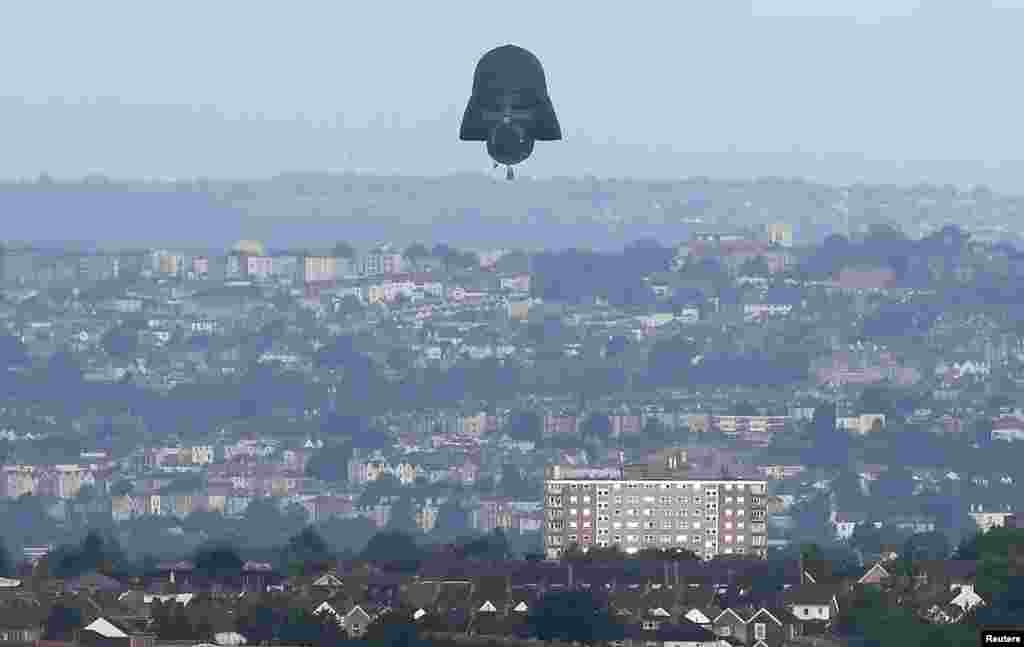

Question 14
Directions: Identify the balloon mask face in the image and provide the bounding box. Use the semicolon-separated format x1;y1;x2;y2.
459;44;561;178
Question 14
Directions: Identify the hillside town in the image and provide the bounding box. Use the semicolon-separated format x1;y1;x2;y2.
2;190;1024;645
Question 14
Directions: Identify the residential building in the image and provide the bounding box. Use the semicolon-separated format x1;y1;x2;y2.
542;449;768;561
709;416;789;436
304;256;336;284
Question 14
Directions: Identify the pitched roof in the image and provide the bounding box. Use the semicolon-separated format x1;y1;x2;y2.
83;617;129;638
783;584;839;606
857;562;891;584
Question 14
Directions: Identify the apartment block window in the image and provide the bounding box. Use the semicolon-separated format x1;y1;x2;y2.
736;535;745;543
725;496;734;503
598;529;609;536
693;509;702;518
662;520;673;530
614;496;623;504
693;522;701;529
676;535;687;543
752;536;765;546
583;521;592;529
612;483;622;490
598;502;609;510
754;623;766;640
737;509;746;517
724;522;733;530
737;522;745;530
736;497;745;504
569;521;578;529
627;535;638;543
613;522;623;529
677;496;689;505
678;521;689;530
660;496;672;504
583;509;591;516
643;509;653;516
627;496;639;504
569;508;578;516
568;535;577;542
598;515;609;522
693;497;702;505
582;535;591;543
724;535;733;543
569;496;578;504
645;521;657;530
660;535;671;544
614;534;622;542
597;488;609;496
582;496;591;503
725;483;734;491
644;535;656;543
643;496;656;503
724;509;733;517
627;521;640;529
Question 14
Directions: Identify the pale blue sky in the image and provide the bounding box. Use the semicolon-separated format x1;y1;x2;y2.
3;1;1024;185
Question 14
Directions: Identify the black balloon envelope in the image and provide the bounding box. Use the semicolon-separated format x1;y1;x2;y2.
460;44;561;179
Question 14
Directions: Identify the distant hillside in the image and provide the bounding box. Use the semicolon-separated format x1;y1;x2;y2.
1;174;1021;251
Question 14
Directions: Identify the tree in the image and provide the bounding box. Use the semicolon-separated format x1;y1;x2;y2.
581;414;612;442
193;543;243;582
0;333;29;368
456;529;510;562
527;590;619;645
317;516;378;555
386;347;415;373
733;401;758;416
43;604;84;641
498;464;532;500
305;444;352;484
872;465;915;500
332;241;356;259
361;531;423;570
432;501;470;542
386;497;421;536
110;479;133;497
402;243;430;266
902;531;951;562
235;604;278;645
647;335;698;386
284;526;332;573
0;539;11;577
505;410;542;442
364;611;424;647
101;325;140;359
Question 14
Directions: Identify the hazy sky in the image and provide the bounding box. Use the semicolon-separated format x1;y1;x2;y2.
4;1;1024;186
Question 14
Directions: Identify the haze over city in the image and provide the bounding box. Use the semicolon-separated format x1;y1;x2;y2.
3;1;1024;186
2;4;1024;647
